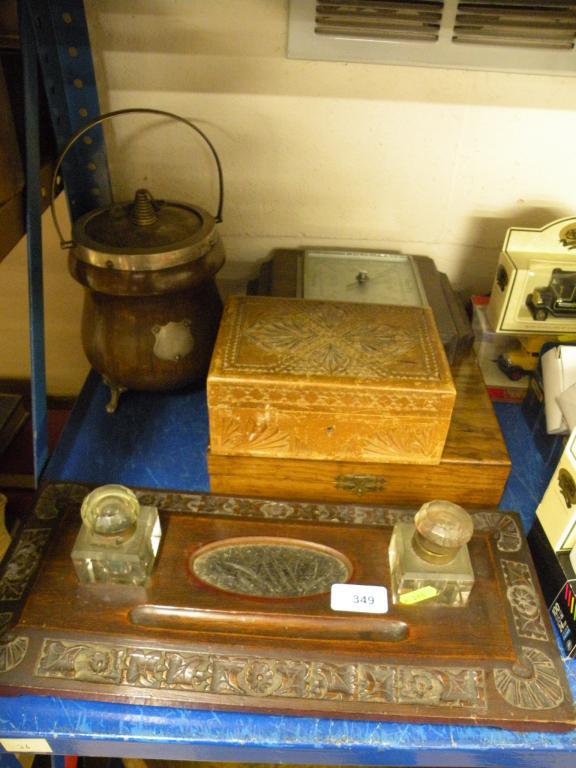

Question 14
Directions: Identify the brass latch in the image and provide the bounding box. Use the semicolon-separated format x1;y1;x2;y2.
335;474;385;496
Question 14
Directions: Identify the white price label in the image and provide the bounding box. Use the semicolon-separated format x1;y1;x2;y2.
1;739;52;753
330;583;388;614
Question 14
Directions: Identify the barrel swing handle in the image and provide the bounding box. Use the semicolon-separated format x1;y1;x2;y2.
50;107;225;249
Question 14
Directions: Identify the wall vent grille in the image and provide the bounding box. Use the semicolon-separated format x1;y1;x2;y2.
453;2;576;50
315;1;444;43
288;0;576;74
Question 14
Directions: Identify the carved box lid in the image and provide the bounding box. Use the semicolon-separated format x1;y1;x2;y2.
208;296;455;407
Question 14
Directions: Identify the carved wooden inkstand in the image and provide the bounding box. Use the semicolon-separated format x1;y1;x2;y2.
0;482;571;732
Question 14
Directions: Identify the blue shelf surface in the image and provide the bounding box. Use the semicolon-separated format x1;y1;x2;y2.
0;374;572;765
0;691;575;765
44;372;211;492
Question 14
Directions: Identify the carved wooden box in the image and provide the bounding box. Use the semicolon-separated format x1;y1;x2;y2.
208;351;511;507
207;296;456;464
0;483;573;731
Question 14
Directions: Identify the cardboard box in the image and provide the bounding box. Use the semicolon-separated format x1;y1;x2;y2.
528;518;576;658
487;217;576;335
535;427;576;552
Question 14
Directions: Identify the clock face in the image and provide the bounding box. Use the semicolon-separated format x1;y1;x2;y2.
302;250;426;307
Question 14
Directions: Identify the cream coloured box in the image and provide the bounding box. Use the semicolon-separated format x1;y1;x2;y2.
536;428;576;551
487;217;576;335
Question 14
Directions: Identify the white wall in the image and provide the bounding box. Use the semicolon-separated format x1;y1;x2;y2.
0;198;88;395
2;0;576;395
86;0;576;293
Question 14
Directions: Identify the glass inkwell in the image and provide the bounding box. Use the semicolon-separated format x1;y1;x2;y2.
71;484;161;585
389;500;475;607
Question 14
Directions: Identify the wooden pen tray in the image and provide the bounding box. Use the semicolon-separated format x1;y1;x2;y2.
0;483;572;731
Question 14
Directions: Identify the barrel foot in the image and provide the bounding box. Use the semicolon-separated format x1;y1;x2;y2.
102;377;127;413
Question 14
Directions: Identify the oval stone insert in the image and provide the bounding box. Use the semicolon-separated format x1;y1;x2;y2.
190;537;352;598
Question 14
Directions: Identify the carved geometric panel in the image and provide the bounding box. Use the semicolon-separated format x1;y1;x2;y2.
222;299;440;380
501;560;548;642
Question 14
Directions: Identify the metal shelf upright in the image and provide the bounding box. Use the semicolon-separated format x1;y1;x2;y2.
18;0;111;483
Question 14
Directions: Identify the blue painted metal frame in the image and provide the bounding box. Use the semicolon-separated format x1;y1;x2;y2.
23;0;111;220
19;0;48;484
0;755;23;768
19;0;111;485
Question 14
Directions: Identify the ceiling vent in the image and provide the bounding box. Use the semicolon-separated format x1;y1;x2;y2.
288;0;576;74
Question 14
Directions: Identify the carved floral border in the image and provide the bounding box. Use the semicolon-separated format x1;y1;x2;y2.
35;638;488;710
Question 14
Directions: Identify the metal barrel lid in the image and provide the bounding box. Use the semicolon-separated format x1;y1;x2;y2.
71;188;219;272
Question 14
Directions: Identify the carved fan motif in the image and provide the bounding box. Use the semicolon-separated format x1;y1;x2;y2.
494;647;564;710
217;415;291;453
242;303;422;378
472;513;522;552
364;426;438;461
34;483;90;520
0;635;28;673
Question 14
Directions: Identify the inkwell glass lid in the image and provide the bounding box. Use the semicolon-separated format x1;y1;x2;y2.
413;500;474;564
81;484;139;537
